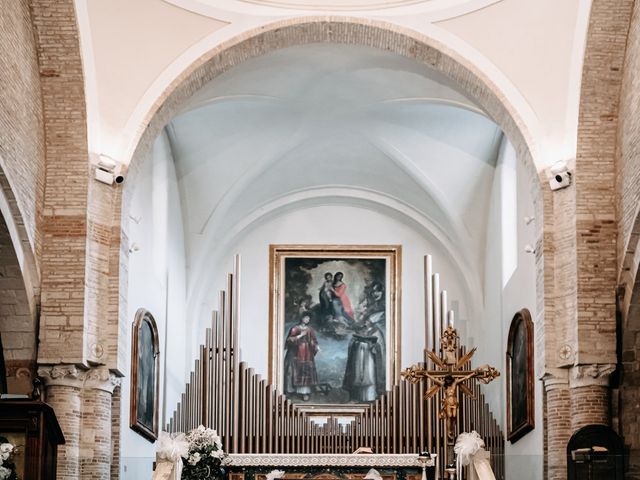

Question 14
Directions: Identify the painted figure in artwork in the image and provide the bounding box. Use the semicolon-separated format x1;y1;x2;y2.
318;272;334;322
332;272;354;324
342;317;385;402
284;313;320;401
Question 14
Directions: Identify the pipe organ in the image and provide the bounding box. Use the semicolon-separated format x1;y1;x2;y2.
167;255;505;479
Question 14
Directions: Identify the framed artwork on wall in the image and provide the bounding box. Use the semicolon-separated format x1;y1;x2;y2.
506;308;535;443
130;309;160;442
269;244;401;409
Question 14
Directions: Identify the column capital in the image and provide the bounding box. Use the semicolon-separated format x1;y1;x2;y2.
542;368;569;391
85;366;121;393
38;364;121;393
570;363;616;388
38;364;85;389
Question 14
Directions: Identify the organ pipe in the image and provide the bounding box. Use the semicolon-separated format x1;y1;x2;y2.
166;254;506;479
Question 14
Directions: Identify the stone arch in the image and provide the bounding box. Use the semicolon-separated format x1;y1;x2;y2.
121;16;547;357
118;14;549;466
125;18;541;183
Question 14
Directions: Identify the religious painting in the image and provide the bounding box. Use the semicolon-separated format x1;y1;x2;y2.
506;308;535;443
130;309;160;442
269;245;401;408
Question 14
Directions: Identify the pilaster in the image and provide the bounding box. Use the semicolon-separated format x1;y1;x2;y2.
543;370;570;480
569;364;615;430
38;365;84;480
38;365;121;480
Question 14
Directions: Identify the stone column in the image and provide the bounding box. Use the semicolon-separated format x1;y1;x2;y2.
569;364;615;430
543;371;571;480
81;367;121;480
38;365;84;480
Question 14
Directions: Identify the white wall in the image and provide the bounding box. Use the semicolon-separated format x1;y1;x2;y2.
120;132;188;478
119;133;541;478
194;204;472;380
501;142;543;479
473;138;542;478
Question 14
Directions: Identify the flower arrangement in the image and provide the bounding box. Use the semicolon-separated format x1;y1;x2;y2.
0;441;17;480
181;426;226;480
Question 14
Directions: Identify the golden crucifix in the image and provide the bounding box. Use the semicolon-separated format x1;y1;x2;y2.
401;325;500;440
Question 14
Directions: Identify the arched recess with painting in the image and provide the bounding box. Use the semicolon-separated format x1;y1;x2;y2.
115;17;551;479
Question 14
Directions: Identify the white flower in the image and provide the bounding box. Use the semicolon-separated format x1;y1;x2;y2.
0;466;11;480
0;444;12;463
265;469;285;480
210;449;224;459
188;452;201;466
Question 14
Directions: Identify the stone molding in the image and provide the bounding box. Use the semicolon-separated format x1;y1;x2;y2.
38;364;84;389
542;370;570;391
85;366;121;393
38;364;121;392
227;453;436;467
570;364;616;388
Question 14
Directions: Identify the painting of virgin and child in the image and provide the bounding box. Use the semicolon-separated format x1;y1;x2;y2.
270;245;400;407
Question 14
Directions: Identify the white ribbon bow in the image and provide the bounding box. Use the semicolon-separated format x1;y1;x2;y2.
157;431;190;462
454;431;496;480
153;431;190;480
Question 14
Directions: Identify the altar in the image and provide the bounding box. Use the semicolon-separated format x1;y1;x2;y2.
227;454;436;480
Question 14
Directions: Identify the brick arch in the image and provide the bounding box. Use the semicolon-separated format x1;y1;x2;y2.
121;19;548;356
119;15;549;468
616;3;640;465
0;166;39;315
121;17;547;312
0;208;37;395
126;18;540;184
546;0;637;479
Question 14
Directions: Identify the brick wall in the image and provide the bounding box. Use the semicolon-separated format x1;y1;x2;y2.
47;383;82;480
607;0;640;472
617;1;640;280
0;0;45;259
575;0;634;366
545;378;571;480
0;213;37;394
29;0;90;365
570;385;609;430
0;214;36;364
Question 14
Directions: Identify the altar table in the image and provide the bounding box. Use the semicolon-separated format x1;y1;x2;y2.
227;454;436;480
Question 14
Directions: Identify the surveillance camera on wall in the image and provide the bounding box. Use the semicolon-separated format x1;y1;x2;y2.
549;161;572;191
95;155;125;185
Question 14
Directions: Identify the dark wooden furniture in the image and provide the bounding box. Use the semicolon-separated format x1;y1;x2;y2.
567;424;624;480
0;400;65;480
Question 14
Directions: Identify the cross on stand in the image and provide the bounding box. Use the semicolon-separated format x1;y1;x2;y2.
401;325;500;479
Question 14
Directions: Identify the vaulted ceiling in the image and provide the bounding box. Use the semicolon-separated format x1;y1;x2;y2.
163;44;503;284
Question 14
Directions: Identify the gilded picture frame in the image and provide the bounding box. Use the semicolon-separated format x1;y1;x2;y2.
506;308;535;443
269;244;401;409
130;309;160;442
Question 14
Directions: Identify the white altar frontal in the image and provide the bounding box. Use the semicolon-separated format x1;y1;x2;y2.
226;454;437;480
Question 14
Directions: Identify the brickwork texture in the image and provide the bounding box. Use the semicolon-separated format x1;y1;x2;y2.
0;5;639;480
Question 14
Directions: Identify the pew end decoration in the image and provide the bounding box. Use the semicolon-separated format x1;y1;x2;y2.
454;431;496;480
153;426;226;480
153;432;189;480
182;426;227;480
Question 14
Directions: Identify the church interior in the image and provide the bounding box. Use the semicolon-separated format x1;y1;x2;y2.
0;1;639;479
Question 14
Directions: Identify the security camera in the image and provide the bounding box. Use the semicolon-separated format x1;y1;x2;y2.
549;161;572;191
95;155;125;185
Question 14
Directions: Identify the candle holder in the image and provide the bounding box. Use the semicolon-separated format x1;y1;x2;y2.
416;452;436;480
